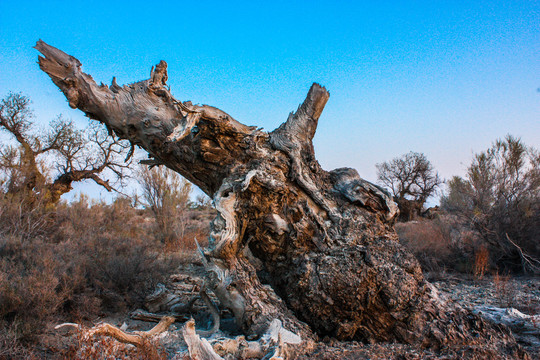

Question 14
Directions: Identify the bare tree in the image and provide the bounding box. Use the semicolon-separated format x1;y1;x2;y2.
35;41;526;358
137;165;192;244
0;92;132;205
442;135;540;273
376;151;442;221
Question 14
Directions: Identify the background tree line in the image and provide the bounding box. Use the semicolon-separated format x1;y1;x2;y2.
377;136;540;275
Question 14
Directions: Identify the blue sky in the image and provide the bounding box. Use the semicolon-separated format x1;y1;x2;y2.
1;1;538;201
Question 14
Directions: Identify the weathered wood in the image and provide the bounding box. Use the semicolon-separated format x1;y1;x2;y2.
56;316;175;348
37;40;529;359
183;319;224;360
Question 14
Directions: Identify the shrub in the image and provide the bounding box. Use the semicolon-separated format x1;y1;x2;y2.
0;194;191;354
396;219;452;273
0;237;72;343
396;215;486;274
53;196;183;311
137;166;192;245
0;321;36;359
441;135;540;273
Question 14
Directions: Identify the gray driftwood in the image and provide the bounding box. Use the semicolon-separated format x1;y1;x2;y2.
36;40;529;359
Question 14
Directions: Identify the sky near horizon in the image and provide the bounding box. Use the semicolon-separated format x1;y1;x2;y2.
0;0;539;202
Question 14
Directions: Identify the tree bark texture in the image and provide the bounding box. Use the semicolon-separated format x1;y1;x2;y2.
36;41;527;358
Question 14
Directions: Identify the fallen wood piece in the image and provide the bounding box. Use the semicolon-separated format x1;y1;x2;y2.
130;309;189;323
56;315;175;349
208;318;304;359
183;319;224;360
143;316;177;337
474;305;540;348
55;322;80;330
260;319;303;360
87;323;150;347
210;336;264;359
145;283;183;312
197;288;221;337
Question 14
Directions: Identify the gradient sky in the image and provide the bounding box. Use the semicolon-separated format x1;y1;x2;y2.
1;0;538;202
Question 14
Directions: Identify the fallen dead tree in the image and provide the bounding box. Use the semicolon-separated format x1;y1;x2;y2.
37;40;530;359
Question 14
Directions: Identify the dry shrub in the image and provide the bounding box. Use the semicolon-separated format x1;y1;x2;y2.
137;166;192;246
163;205;215;252
395;218;454;273
0;321;37;359
52;196;183;311
474;246;490;279
0;195;187;354
493;273;516;308
82;236;177;310
0;192;53;242
0;237;74;342
441;136;540;273
396;215;487;274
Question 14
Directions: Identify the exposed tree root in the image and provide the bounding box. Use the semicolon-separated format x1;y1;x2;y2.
184;318;305;360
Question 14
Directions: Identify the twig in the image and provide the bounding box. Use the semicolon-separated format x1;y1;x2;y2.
505;233;540;274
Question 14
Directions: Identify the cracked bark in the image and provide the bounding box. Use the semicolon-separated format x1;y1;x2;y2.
36;40;528;359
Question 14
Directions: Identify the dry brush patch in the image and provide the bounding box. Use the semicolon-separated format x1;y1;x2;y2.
0;194;210;356
396;214;498;276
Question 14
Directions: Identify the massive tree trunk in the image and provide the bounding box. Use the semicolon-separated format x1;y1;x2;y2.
36;41;527;358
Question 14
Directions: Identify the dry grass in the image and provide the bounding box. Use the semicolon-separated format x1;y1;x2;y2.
493;273;517;308
474;246;490;279
0;193;213;356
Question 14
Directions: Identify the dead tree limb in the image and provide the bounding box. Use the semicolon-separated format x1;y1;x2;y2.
183;319;224;360
55;316;175;348
506;234;540;274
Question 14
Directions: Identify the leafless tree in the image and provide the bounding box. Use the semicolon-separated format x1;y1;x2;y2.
137;165;192;244
376;151;442;221
0;92;132;205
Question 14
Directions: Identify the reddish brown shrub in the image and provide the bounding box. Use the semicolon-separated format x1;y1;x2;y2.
0;238;67;341
396;215;486;274
396;219;454;273
474;246;490;279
